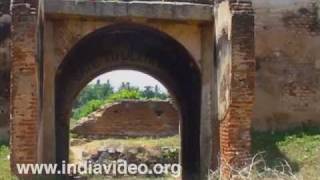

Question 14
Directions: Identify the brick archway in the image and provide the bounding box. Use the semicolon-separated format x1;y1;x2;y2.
55;23;201;179
10;0;255;179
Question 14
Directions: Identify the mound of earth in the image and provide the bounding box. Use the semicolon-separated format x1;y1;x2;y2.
71;100;180;138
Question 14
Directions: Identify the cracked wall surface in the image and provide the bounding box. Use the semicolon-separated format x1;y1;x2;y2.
252;0;320;131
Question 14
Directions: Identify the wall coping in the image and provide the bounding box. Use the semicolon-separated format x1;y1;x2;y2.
45;0;213;21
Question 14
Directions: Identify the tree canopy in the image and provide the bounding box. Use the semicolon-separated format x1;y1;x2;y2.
72;80;169;120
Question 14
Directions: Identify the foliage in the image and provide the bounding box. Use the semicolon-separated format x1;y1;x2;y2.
142;85;168;100
108;88;142;102
72;99;105;120
0;144;17;180
73;80;113;109
251;127;320;179
71;80;169;120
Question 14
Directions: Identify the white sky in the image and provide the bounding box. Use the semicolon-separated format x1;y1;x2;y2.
90;70;168;92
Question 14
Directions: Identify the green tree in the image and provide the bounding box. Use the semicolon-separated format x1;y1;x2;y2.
142;86;155;99
73;79;113;109
108;88;142;102
72;80;169;121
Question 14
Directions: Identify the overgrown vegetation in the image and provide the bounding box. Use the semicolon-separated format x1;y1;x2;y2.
71;135;180;151
208;127;320;179
210;152;298;180
72;80;168;120
2;128;320;179
251;127;320;179
0;139;17;180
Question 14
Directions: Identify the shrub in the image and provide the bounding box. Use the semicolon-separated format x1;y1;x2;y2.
108;89;143;102
72;99;105;120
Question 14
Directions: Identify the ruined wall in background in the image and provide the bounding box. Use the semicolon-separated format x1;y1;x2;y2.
71;101;180;137
252;0;320;131
0;0;11;141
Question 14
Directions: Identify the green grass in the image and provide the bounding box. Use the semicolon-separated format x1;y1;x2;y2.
72;89;144;121
0;140;17;180
252;127;320;179
2;128;320;179
72;88;168;122
72;99;106;120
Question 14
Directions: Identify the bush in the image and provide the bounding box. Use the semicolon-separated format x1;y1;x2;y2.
108;89;143;102
72;99;105;120
72;82;169;120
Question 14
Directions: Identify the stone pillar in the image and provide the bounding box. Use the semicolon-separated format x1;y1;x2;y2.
214;0;255;178
200;23;218;180
38;19;56;164
10;0;39;176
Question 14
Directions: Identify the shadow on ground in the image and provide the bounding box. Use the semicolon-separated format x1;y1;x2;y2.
251;126;320;174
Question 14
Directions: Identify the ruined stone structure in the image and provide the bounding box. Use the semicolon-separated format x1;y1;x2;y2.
71;100;180;137
8;0;255;179
3;0;320;179
253;0;320;131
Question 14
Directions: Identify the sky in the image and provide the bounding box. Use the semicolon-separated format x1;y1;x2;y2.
90;70;168;92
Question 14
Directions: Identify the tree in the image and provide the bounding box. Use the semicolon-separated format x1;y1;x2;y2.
142;86;155;99
72;79;113;109
72;80;169;120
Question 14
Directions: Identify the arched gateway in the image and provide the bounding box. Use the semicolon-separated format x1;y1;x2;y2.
56;24;202;178
10;0;255;179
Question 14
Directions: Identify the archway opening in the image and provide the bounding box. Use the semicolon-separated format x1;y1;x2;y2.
55;23;201;178
69;70;181;178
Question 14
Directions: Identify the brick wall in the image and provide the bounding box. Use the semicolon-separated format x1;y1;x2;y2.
10;0;39;174
252;0;320;131
71;100;180;137
215;0;255;178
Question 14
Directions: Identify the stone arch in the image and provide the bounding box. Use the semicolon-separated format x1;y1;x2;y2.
55;23;201;179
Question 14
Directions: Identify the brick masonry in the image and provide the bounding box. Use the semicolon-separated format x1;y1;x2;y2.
215;0;255;178
9;0;254;179
6;0;320;179
71;100;180;137
10;0;39;174
252;0;320;131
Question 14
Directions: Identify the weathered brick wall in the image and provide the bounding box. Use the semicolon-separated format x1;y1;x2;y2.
215;0;255;178
71;100;180;137
252;0;320;131
0;1;11;141
10;0;39;174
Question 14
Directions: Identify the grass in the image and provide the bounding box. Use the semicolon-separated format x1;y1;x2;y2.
70;135;180;163
0;139;17;180
1;128;320;179
70;136;180;179
252;127;320;179
74;135;181;149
